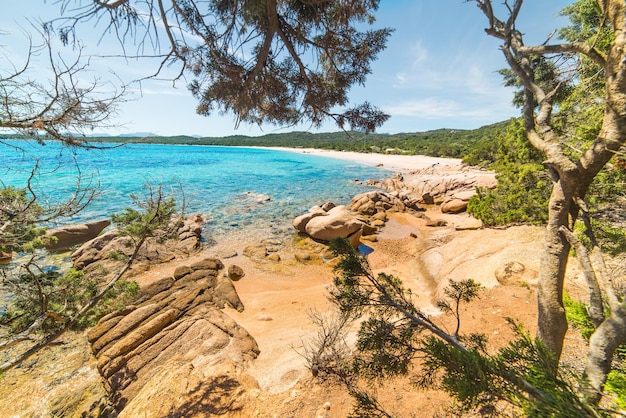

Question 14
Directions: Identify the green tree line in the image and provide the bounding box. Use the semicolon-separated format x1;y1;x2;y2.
7;120;507;158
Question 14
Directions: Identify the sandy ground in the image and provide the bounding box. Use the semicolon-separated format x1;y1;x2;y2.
127;151;555;416
2;150;586;417
263;147;463;172
202;207;555;417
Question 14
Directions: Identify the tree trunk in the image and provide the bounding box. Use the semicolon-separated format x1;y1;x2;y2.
536;180;573;361
582;305;626;405
475;0;626;401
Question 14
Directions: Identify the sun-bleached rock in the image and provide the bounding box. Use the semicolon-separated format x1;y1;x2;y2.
304;205;364;242
453;216;484;230
293;206;327;233
441;198;468;214
494;261;526;284
367;165;496;206
243;243;268;259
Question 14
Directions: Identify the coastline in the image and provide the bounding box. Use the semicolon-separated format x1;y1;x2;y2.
2;145;522;417
259;146;463;173
202;146;471;245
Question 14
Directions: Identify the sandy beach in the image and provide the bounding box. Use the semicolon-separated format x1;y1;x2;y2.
265;146;463;172
2;147;516;418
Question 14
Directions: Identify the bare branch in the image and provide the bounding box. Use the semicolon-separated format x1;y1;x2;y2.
1;29;127;145
518;43;606;68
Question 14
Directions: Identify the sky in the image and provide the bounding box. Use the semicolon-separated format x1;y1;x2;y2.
2;1;573;137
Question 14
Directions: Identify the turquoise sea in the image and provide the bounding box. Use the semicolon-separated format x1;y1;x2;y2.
1;140;388;240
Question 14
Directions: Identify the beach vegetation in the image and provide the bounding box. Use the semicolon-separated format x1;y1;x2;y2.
470;1;626;394
465;0;626;412
0;187;47;254
2;0;626;415
325;238;604;417
6;120;508;160
467;118;551;226
0;166;100;255
105;250;127;262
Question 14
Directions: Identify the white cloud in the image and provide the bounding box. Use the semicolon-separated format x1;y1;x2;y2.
385;98;460;118
384;94;514;122
393;58;503;94
463;65;505;96
410;40;429;67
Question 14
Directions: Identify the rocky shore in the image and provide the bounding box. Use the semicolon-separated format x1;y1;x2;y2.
1;152;586;417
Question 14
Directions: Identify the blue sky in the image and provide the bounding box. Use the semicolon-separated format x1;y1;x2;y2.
2;1;572;137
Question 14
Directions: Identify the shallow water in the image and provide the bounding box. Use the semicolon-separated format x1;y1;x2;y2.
1;140;388;239
1;140;391;312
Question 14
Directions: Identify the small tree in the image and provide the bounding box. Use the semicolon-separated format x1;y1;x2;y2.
0;159;100;255
328;239;604;417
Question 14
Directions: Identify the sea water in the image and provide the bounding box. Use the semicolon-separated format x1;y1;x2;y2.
1;140;388;240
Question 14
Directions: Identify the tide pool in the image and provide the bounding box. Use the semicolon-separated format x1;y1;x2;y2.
1;140;388;238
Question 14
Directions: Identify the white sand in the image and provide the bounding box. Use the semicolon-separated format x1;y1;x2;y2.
268;147;463;172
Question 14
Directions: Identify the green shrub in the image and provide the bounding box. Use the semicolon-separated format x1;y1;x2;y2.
76;279;139;329
105;250;128;261
563;294;626;411
563;293;595;341
467;119;551;226
0;187;47;253
605;369;626;410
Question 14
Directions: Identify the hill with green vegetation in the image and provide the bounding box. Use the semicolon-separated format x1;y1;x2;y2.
83;120;511;159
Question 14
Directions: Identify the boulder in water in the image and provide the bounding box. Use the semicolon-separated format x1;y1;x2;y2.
293;206;327;233
45;219;111;251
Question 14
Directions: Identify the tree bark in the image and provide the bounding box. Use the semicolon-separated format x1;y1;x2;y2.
559;226;604;328
582;305;626;405
536;180;573;360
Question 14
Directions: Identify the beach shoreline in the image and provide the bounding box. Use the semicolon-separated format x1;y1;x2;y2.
201;146;474;247
257;146;464;173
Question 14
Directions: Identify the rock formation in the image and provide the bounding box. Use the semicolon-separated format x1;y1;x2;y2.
440;190;477;214
243;191;271;203
349;190;425;241
72;214;205;274
350;190;423;217
366;165;496;213
293;205;328;233
304;205;364;243
293;191;427;245
88;256;259;415
45;219;111;251
227;264;245;281
0;250;12;263
293;163;493;245
293;204;364;248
